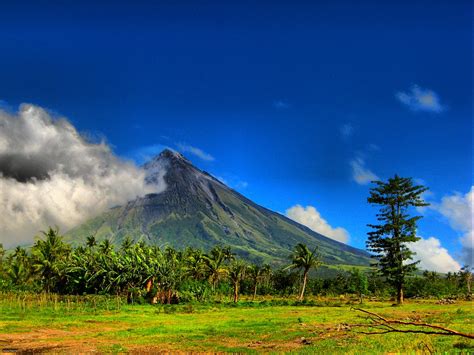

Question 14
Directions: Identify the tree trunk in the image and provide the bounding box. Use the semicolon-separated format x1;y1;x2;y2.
299;271;308;301
233;282;239;303
397;285;404;304
145;278;154;293
252;283;257;301
467;273;472;294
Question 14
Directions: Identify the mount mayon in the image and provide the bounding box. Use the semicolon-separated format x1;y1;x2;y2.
66;149;371;267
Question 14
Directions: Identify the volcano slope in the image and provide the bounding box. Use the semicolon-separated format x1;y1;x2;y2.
66;149;371;267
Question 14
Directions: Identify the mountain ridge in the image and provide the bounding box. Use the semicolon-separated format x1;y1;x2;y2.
66;149;371;266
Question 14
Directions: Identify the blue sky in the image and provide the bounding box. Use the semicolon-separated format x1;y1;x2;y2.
0;1;471;271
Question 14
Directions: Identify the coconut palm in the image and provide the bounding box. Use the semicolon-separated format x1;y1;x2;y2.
31;227;70;292
228;260;247;302
86;235;97;248
184;248;207;280
203;246;234;290
99;239;113;255
248;264;271;300
0;243;4;276
6;246;31;287
286;243;321;301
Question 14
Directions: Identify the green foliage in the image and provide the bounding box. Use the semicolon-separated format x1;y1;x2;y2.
247;263;271;300
31;227;71;293
347;268;369;302
0;228;468;302
366;175;429;304
286;243;322;300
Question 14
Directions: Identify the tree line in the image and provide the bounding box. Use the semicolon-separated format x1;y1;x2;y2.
0;175;471;304
0;229;471;304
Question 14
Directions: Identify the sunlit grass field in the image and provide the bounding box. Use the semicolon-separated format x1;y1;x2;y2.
0;293;472;353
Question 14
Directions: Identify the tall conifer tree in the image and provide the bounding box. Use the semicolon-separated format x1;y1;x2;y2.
366;175;429;304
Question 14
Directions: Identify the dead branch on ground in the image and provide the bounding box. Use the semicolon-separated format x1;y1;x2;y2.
348;307;474;340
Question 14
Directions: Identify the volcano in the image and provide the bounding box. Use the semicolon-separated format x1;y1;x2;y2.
66;149;370;266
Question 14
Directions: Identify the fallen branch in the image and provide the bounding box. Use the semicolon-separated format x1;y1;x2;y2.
350;307;474;340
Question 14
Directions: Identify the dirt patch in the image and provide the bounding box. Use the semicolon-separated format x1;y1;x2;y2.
0;328;111;352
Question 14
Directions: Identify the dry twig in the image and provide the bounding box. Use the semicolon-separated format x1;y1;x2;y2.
350;307;474;340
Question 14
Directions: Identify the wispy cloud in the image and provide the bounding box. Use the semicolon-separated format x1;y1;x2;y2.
340;123;354;139
367;143;380;151
177;143;215;162
350;156;379;185
129;144;169;165
286;205;349;244
215;175;248;190
273;100;290;110
235;180;249;189
396;84;445;113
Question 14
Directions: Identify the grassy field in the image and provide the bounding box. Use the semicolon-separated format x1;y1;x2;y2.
0;294;472;353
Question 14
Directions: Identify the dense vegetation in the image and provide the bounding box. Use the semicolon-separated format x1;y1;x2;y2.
0;228;472;304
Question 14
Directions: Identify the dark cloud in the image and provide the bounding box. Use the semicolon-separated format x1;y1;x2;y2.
0;103;166;247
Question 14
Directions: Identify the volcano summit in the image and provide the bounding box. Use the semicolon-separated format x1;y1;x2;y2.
67;149;370;266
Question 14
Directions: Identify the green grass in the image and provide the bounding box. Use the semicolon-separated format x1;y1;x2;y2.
0;293;472;353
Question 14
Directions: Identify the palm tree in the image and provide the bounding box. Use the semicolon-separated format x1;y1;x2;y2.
228;261;247;302
153;246;184;304
0;243;5;276
184;248;207;280
286;243;322;301
99;239;113;255
203;246;234;290
6;246;31;287
248;264;271;300
120;236;134;251
31;227;70;293
86;235;97;248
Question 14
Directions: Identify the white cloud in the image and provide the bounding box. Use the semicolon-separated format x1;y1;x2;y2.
396;84;445;113
0;103;164;247
340;123;353;139
350;157;379;185
408;236;461;273
273;100;290;110
430;187;473;266
177;143;215;161
286;205;349;244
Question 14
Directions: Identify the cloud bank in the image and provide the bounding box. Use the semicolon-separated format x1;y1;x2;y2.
396;84;445;113
0;103;163;247
430;187;473;266
286;205;349;244
409;236;461;273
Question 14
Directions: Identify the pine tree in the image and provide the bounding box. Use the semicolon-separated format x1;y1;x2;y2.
366;175;429;304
